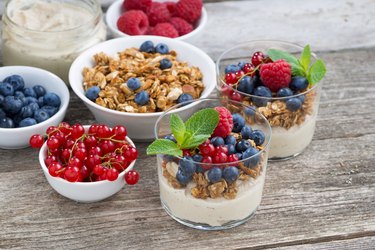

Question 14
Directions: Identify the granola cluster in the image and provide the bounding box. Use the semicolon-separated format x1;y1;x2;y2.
82;48;205;113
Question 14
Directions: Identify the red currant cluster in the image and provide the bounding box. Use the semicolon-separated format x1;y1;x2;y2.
30;123;139;185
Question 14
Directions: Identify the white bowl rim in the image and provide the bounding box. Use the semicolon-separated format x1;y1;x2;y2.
39;125;137;186
105;0;208;41
0;66;70;132
69;35;216;118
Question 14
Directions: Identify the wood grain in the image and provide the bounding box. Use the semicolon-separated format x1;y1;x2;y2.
0;47;374;249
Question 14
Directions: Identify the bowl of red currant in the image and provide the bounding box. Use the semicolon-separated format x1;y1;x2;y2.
30;122;139;202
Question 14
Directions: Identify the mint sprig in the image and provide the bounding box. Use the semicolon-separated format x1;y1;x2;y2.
267;44;326;85
146;108;220;157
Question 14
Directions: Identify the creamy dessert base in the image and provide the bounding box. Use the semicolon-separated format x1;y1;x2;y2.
158;164;266;227
269;114;316;159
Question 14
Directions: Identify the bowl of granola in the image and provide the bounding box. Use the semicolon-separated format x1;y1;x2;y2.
69;36;216;141
216;41;326;160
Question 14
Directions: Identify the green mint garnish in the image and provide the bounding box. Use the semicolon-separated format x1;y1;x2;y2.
146;108;219;157
267;44;326;85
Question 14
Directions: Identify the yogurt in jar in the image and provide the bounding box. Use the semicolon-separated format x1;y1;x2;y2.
2;0;106;83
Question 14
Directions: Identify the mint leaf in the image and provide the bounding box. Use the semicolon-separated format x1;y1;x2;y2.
185;108;219;138
268;48;305;77
170;114;185;145
307;59;326;84
299;45;311;71
146;139;182;157
181;134;210;149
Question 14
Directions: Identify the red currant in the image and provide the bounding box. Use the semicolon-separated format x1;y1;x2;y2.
74;147;87;162
235;70;244;79
123;147;138;161
30;134;44;148
48;148;60;157
106;168;119;181
213;152;228;164
230;91;242;102
47;136;61;150
111;154;128;172
68;157;83;169
201;156;213;164
85;154;102;170
221;85;234;97
58;122;71;135
99;140;116;155
48;162;63;177
215;145;228;155
46;126;58;136
199;143;215;156
251;51;265;67
125;170;139;185
59;148;71;164
96;124;112;138
93;164;105;176
88;146;103;156
63;139;75;149
243;63;256;76
225;72;237;84
83;135;97;149
80;165;90;180
228;154;239;163
64;166;81;182
88;124;99;135
112;125;127;140
44;155;57;166
71;124;85;140
182;149;191;156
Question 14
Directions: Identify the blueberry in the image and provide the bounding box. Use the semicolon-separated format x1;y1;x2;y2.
211;136;225;147
192;154;203;162
176;169;192;185
249;129;265;146
19;118;37;127
252;86;272;107
44;92;61;107
238;61;246;70
24;96;38;105
28;102;40;113
224;135;236;145
41;105;58;117
134;91;149;105
225;64;241;74
0;109;6;119
177;93;193;105
241;125;253;139
85;86;100;101
38;96;44;107
223;166;240;183
33;85;46;97
0;95;4;107
3;75;24;91
0;82;14;96
0;117;15;128
277;87;294;97
232;113;245;132
244;106;256;117
286;97;302;111
298;95;305;103
235;139;251;152
242;147;260;168
237;76;254;94
226;144;236;155
3;96;23;115
159;58;172;70
127;78;141;91
207;167;222;183
155;43;169;54
139;40;155;53
34;109;50;123
19;105;34;119
235;152;243;160
14;91;25;99
290;76;308;91
179;156;196;177
164;134;177;143
23;87;37;98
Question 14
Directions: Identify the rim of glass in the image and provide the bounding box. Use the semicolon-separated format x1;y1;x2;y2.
4;0;102;33
215;40;322;100
154;98;272;167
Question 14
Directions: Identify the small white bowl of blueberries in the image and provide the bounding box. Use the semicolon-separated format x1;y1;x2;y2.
0;66;69;149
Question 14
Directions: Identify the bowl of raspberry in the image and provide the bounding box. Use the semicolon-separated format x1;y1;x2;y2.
147;98;272;230
216;41;326;160
34;123;140;202
0;66;69;149
105;0;207;44
69;36;216;141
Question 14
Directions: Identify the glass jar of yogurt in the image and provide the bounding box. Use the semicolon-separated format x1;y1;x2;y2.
216;41;324;160
153;98;271;230
2;0;107;84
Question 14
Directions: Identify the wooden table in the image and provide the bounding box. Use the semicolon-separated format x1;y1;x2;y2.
1;0;374;249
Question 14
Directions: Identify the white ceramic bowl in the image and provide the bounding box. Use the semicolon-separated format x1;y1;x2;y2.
105;0;208;44
69;36;216;141
0;66;69;149
39;125;137;202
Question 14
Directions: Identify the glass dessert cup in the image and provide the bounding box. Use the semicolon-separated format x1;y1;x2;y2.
154;98;271;230
216;40;323;160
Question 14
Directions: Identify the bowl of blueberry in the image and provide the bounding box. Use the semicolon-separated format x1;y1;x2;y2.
0;66;69;149
69;36;216;141
216;41;326;160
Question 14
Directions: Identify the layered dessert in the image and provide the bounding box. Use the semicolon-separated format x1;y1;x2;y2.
147;104;270;229
217;44;326;159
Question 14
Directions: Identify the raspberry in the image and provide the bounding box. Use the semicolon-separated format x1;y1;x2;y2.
259;60;292;92
147;2;171;26
117;10;149;35
123;0;152;12
164;1;177;15
175;0;202;24
170;17;193;36
150;22;178;38
212;107;234;138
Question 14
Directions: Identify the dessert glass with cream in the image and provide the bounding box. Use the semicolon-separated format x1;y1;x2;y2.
216;41;325;160
2;0;106;84
150;98;271;230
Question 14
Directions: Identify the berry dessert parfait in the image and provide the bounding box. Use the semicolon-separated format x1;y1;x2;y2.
147;98;271;230
216;41;326;160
